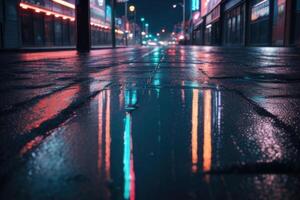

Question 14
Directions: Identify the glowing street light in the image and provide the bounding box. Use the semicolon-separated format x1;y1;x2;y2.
141;17;145;22
156;33;160;37
129;5;135;12
162;29;166;33
193;12;200;20
179;35;184;40
172;0;186;41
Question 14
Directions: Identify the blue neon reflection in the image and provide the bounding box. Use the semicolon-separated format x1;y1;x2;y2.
123;113;131;199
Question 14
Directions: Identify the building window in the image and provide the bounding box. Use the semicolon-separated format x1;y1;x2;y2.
62;20;70;46
21;10;34;46
70;22;76;45
54;19;62;46
44;15;54;46
33;13;45;46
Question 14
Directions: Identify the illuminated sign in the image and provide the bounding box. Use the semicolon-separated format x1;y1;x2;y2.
201;0;221;16
90;0;106;25
251;0;270;21
192;0;200;11
97;0;104;6
106;5;112;23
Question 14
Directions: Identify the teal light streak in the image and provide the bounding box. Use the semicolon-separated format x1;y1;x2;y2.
131;90;137;105
123;113;132;199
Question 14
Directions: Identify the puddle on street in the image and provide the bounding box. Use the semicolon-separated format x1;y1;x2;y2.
1;84;300;200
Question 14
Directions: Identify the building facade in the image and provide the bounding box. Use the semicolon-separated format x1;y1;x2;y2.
0;0;3;48
223;0;246;46
190;0;300;47
0;0;125;49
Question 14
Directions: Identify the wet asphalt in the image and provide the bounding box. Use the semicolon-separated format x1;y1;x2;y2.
0;46;300;200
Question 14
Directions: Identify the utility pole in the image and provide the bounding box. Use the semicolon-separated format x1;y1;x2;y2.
111;0;116;48
268;0;274;46
125;1;128;46
183;0;185;38
76;0;91;52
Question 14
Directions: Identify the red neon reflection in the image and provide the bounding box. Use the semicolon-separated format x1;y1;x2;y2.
203;90;212;172
105;91;111;179
98;92;104;172
191;89;199;173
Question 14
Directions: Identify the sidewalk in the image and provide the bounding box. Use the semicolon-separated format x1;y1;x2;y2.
0;45;129;53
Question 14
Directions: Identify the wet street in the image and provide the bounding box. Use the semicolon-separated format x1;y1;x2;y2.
0;46;300;200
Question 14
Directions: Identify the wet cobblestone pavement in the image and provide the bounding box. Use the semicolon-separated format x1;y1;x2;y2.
0;46;300;200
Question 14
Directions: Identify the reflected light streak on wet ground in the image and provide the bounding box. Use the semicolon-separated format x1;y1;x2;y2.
191;89;199;173
203;90;212;173
1;46;300;200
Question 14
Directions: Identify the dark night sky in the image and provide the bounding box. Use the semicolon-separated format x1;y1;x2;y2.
116;0;186;34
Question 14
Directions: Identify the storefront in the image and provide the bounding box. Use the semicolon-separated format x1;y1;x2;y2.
223;0;246;46
18;0;115;47
0;0;3;48
272;0;287;45
90;0;108;46
191;11;204;45
249;0;271;45
19;0;76;47
192;23;205;45
204;5;221;45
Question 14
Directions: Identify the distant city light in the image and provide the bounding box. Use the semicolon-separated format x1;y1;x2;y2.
179;35;184;40
193;12;200;20
129;5;135;12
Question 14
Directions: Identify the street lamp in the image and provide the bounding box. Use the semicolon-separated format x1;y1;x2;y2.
162;29;166;33
111;0;117;48
129;5;135;12
172;0;185;41
129;5;137;44
124;1;129;46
